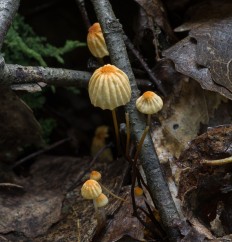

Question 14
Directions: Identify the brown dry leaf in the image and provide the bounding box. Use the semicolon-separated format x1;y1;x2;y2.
0;156;86;239
133;0;176;44
152;78;223;162
175;0;232;32
0;87;43;162
177;125;232;239
163;3;232;99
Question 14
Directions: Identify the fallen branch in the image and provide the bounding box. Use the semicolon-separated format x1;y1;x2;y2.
0;0;20;49
90;0;181;240
0;63;152;89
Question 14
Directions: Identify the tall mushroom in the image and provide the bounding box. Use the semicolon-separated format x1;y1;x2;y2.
88;64;131;152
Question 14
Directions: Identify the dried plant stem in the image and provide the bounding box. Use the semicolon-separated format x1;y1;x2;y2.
125;112;130;157
134;126;149;162
147;114;151;127
202;156;232;166
112;109;120;153
100;183;126;202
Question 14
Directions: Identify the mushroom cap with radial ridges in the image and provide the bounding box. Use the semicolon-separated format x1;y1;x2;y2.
87;23;109;58
88;64;132;110
136;91;163;114
81;179;102;199
94;193;109;208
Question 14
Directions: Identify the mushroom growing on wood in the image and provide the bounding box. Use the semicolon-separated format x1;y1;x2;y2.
87;22;109;60
81;179;107;231
88;64;131;152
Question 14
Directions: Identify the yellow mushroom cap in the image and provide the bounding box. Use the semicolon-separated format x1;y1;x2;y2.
88;64;132;110
90;170;102;181
87;22;109;58
134;186;144;196
136;91;163;114
94;193;109;207
81;179;102;199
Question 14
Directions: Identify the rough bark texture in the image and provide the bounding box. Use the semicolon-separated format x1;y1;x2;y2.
0;0;20;49
4;64;92;87
90;0;181;240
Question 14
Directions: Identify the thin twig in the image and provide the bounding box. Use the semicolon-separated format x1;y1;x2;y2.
0;0;20;50
12;138;71;168
124;35;167;96
90;0;181;240
75;0;91;30
0;63;152;89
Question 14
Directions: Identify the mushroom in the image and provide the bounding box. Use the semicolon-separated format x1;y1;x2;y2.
81;179;102;200
94;193;109;207
90;170;102;181
134;186;144;197
88;64;131;152
134;91;163;161
89;170;126;202
91;125;113;162
87;22;109;63
81;179;106;230
136;91;163;127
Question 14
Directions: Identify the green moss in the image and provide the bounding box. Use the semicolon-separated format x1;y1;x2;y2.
3;14;86;66
3;14;85;143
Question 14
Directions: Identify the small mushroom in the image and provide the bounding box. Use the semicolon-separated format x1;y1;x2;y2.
134;91;163;161
90;170;102;181
87;22;109;61
136;91;163;126
134;186;144;197
94;193;109;207
81;179;102;199
81;179;106;231
88;64;131;152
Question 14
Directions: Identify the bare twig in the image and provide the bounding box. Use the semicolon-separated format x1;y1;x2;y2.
90;0;181;240
124;36;167;96
0;63;153;89
0;0;20;50
12;138;71;168
4;64;92;87
75;0;91;30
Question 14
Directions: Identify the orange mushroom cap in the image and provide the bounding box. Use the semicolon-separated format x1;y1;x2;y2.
87;23;109;58
134;186;144;196
88;64;131;110
90;171;102;181
136;91;163;114
81;179;102;199
94;193;109;208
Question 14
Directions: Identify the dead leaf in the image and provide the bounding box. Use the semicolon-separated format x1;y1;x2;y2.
134;0;176;43
152;79;223;161
176;125;232;239
175;0;232;32
163;12;232;99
